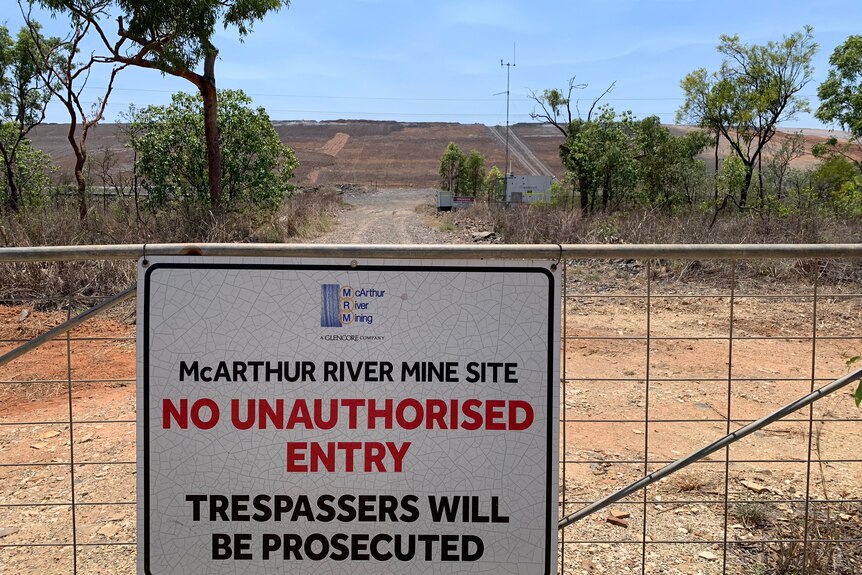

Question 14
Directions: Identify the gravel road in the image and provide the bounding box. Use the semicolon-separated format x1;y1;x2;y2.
313;187;456;244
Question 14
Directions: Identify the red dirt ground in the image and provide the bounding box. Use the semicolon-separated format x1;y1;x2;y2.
1;270;860;574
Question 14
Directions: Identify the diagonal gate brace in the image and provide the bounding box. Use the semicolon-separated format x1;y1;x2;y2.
558;366;862;530
0;285;136;369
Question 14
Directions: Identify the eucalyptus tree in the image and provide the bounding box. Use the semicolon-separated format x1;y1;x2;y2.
0;25;54;212
43;0;291;211
23;2;125;220
484;165;504;201
815;35;862;170
463;150;486;197
530;79;640;214
677;27;817;218
635;116;711;211
439;142;466;193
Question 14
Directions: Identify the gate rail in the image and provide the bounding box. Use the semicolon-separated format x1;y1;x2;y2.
1;242;862;262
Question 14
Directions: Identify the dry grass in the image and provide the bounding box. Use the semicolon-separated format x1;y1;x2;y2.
277;187;341;239
733;502;774;530
477;203;862;246
462;203;862;284
672;471;716;493
735;503;862;575
0;188;341;303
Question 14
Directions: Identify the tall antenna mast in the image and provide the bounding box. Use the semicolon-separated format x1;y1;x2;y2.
501;44;515;176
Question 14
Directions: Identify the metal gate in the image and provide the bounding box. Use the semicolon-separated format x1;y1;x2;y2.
1;243;861;574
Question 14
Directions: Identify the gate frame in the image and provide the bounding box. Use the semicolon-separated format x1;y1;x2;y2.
2;242;861;575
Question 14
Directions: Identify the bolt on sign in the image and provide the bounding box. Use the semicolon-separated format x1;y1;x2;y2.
137;257;560;574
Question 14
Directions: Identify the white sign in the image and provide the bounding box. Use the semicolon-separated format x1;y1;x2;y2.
137;257;559;574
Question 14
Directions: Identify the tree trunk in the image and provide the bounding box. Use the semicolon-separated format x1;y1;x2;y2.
200;48;221;211
713;132;720;203
757;154;764;207
66;117;89;221
74;157;87;221
740;165;754;208
602;183;609;211
579;177;589;215
777;171;784;202
602;169;611;212
2;149;20;212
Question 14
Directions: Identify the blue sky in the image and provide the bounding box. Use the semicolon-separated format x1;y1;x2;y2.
6;0;862;128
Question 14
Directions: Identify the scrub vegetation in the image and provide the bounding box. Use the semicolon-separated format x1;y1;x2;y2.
1;17;861;281
503;28;861;244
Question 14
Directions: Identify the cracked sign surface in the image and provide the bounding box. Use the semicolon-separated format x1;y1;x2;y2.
137;257;559;574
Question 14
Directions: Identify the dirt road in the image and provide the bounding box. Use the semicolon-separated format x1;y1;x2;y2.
314;187;454;244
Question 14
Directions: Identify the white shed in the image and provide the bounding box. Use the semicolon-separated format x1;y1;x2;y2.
505;175;553;204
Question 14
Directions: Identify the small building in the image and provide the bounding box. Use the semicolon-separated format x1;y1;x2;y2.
505;175;553;204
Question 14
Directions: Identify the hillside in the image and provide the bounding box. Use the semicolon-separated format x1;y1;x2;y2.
26;120;841;189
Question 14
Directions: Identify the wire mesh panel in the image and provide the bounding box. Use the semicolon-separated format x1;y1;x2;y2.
558;257;862;575
0;294;136;574
0;245;860;575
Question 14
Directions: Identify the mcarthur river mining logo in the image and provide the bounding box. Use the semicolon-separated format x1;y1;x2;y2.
320;284;385;327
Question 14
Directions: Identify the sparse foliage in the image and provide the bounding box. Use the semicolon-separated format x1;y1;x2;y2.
438;142;466;193
484;165;504;201
847;358;862;407
677;27;818;219
766;132;806;203
463;149;485;197
22;2;126;221
816;35;862;166
0;24;54;212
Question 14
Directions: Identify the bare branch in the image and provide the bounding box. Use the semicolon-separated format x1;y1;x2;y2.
528;89;568;137
587;81;615;122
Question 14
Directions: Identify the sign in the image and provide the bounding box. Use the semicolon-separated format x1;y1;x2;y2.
137;257;559;574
